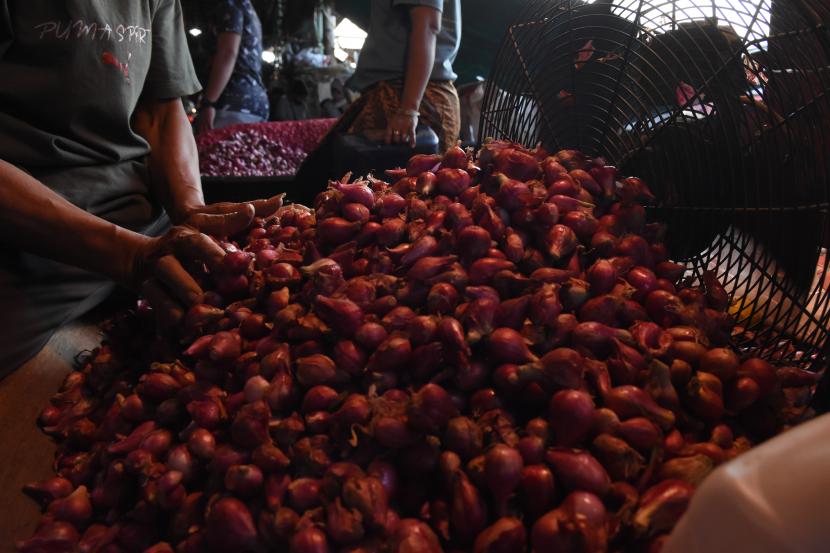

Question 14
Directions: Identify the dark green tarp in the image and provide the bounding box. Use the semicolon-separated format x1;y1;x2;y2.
334;0;517;85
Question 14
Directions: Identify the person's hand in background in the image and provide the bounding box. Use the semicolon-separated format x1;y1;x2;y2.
385;110;418;147
195;105;216;135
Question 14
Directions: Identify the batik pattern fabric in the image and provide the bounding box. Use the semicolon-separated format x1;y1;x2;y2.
345;80;461;151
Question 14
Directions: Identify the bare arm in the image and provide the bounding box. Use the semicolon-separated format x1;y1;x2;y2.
133;98;205;224
387;6;441;146
197;32;242;134
0;160;147;285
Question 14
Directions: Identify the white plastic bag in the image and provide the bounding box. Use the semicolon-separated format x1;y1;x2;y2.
664;413;830;553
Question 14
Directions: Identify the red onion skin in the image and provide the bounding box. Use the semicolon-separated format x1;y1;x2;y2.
542;158;569;185
520;465;556;520
48;485;92;526
645;290;683;328
528;284;563;329
23;477;74;506
443;145;468;168
587;259;617;296
631;321;673;357
354;322;388;350
605;385;676;430
392;519;443;553
251;443;291;473
669;340;708;366
373;415;418;449
343;476;389;530
626;266;658;301
472;517;527;553
592;407;622;436
342;202;371;223
409;341;445;382
494;174;533;211
545;448;611;496
426;282;459;315
545;224;578;261
548;390;595;447
443;416;484;461
618;417;662;451
485;445;524;515
405;153;441;177
563;210;599;242
698;347;740;382
366;336;412;373
469;258;515;286
107;421;156;455
287;477;322;512
578;294;622;327
224;464;264;497
332;340;367;377
685;377;725;423
726;377;761;410
451;472;488;544
290;526;332;553
15;521;80;553
314;296;363;337
436;168;472;196
487;327;538;364
569;168;600;195
408;383;459;433
407;315;438;346
738;358;778;396
517;435;546;465
518;347;584;390
493;148;540;181
205;497;257;553
633;480;695;537
334;182;375;208
367;460;400;501
530;508;570;553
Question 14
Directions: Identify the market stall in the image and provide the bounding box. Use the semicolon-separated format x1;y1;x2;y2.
4;1;830;552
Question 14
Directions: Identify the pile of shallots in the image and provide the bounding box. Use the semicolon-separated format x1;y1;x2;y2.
196;119;335;178
19;142;818;553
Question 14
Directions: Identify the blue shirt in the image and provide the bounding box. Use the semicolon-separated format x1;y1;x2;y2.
347;0;461;92
212;0;269;119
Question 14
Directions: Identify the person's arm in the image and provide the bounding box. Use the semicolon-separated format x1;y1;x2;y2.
0;157;283;329
0;160;148;286
196;32;242;134
386;5;442;147
133;98;204;224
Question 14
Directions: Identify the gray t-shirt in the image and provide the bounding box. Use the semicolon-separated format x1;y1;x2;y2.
0;0;201;229
347;0;461;92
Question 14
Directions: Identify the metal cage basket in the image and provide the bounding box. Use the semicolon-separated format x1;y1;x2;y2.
479;0;830;407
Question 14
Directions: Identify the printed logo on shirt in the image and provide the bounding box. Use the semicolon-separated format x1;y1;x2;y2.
33;20;151;44
102;51;131;82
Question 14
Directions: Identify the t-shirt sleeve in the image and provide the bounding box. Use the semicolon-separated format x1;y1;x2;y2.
217;2;245;34
141;0;202;99
392;0;443;11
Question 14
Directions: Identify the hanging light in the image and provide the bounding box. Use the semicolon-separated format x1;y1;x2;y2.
189;28;202;37
262;50;277;64
334;18;367;51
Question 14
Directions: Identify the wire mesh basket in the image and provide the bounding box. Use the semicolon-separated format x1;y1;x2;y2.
479;0;830;406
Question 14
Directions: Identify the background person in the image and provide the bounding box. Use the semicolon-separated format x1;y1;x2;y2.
196;0;270;133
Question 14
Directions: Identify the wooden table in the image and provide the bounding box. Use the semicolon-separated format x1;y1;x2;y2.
0;318;103;552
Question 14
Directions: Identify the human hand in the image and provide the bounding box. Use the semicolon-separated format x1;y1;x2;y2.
196;106;216;135
131;194;284;332
385;111;418;147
